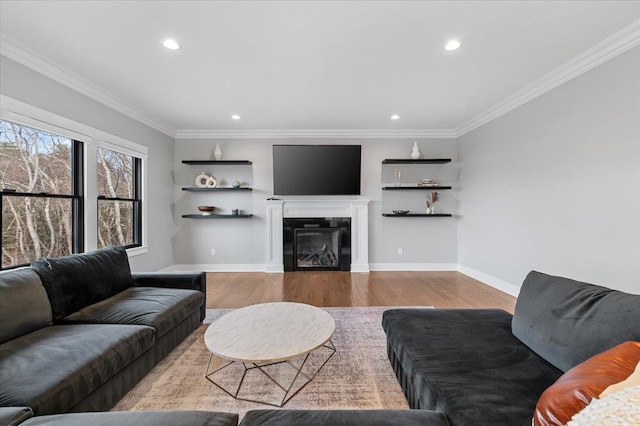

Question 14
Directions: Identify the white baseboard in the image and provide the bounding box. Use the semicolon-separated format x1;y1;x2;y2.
350;264;371;273
369;263;458;272
265;264;284;273
457;264;521;297
161;264;266;272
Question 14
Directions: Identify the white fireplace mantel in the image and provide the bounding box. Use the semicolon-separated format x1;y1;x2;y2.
265;199;370;273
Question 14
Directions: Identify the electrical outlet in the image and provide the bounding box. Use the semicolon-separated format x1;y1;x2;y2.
397;248;403;255
210;248;216;256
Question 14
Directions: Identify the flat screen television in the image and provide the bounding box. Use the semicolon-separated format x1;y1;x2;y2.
273;145;361;196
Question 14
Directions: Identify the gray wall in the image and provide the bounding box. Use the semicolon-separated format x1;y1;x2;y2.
1;55;176;271
173;138;458;267
458;46;640;294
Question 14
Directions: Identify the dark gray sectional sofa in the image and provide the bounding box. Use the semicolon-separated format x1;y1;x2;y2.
0;246;230;421
7;248;634;426
383;270;640;426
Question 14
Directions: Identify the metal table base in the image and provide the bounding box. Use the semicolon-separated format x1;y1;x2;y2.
205;340;336;407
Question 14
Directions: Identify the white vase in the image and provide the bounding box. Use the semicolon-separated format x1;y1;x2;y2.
411;142;421;159
214;144;223;161
195;172;209;188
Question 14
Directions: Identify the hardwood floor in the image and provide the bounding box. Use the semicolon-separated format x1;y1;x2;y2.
207;271;517;313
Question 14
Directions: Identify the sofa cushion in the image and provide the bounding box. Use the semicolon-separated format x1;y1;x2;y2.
20;411;239;426
533;341;640;426
383;308;562;426
61;287;204;337
31;246;133;321
240;409;450;426
0;324;154;415
0;407;33;426
0;267;52;344
512;271;640;372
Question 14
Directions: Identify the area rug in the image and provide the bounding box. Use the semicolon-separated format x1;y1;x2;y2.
113;306;431;418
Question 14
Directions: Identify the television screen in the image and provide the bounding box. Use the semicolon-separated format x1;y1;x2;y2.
273;145;361;196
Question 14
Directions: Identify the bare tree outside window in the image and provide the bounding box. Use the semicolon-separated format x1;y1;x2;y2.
0;120;81;268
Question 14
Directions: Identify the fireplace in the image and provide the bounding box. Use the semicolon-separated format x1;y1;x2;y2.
265;199;369;273
283;218;351;271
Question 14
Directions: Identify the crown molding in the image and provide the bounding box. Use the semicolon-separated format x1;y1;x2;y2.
456;19;640;137
174;128;458;139
3;16;639;142
0;31;176;138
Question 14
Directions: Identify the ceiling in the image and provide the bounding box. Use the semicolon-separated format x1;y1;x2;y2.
1;1;639;138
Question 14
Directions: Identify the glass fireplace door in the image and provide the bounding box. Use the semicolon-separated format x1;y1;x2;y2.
294;227;341;270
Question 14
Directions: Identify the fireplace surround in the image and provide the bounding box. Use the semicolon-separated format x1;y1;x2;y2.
265;199;370;273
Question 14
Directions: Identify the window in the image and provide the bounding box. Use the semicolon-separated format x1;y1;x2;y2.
96;147;142;249
0;120;83;269
1;97;149;265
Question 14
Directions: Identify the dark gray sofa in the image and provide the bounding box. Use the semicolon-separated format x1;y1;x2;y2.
238;409;450;425
0;407;238;426
0;246;207;416
382;270;640;426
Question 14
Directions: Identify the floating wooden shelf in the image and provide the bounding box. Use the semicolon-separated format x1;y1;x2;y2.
382;186;452;190
382;213;452;217
181;187;252;192
182;160;252;165
182;214;253;219
382;159;451;164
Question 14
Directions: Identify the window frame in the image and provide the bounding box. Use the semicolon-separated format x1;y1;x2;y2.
0;122;85;270
96;149;143;249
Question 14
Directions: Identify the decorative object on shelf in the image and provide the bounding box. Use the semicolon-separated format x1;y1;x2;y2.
392;210;410;215
232;209;239;215
394;168;402;187
231;180;242;188
195;172;210;188
426;192;439;214
205;176;218;188
197;205;215;215
214;144;223;161
420;179;440;187
411;142;421;159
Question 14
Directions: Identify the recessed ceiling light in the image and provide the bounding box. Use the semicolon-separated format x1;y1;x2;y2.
444;40;461;51
162;39;181;50
390;114;400;120
231;115;241;120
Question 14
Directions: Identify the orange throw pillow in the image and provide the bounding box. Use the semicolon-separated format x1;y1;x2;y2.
533;341;640;426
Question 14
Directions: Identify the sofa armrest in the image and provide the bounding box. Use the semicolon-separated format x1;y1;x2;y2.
0;407;33;426
132;271;206;321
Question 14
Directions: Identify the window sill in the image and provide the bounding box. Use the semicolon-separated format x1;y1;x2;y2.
126;246;148;257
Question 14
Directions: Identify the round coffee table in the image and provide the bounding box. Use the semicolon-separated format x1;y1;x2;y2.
204;302;336;407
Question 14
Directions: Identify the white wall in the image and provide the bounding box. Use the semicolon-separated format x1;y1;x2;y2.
173;138;458;269
0;55;176;271
458;46;640;294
